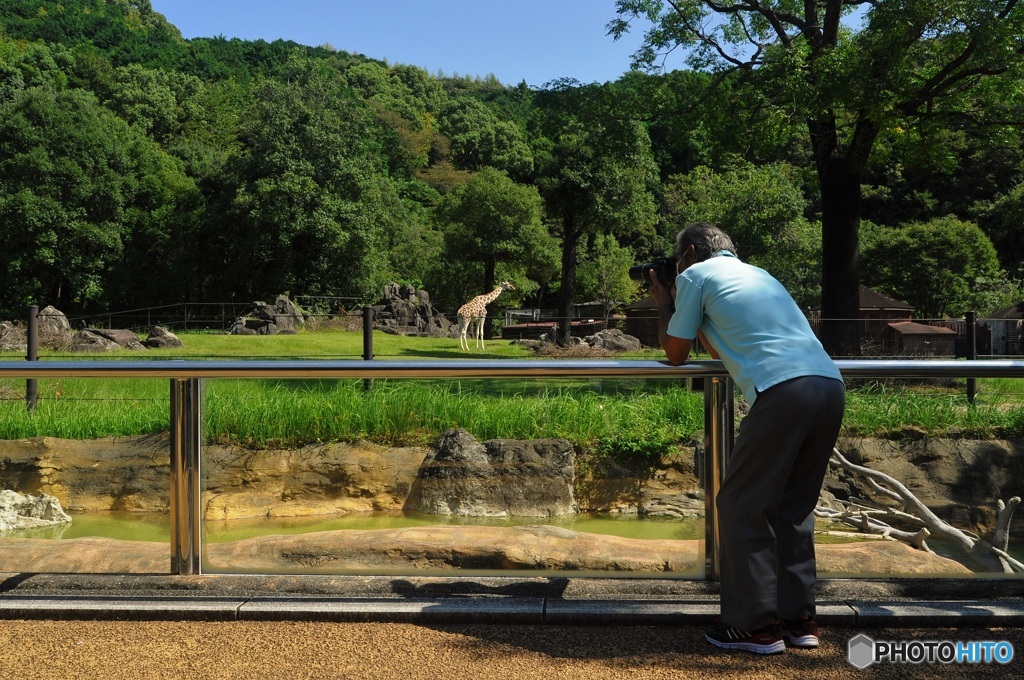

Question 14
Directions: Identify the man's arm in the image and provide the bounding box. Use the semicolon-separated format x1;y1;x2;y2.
660;324;692;365
649;271;692;365
697;329;720;359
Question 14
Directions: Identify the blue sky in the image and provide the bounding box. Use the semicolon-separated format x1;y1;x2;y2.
152;1;653;87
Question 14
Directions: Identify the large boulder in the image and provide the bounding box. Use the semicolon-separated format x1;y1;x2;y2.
0;490;72;531
232;295;306;335
372;283;452;337
37;305;73;348
0;321;26;352
37;305;71;331
584;328;642;352
69;329;123;352
83;328;146;350
404;429;578;517
142;326;183;349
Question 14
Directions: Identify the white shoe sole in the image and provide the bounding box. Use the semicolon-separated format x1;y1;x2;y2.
705;635;786;654
783;632;819;648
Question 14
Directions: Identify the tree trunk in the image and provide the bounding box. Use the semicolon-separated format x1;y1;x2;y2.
818;159;863;356
808;112;878;358
483;259;496;340
557;221;579;346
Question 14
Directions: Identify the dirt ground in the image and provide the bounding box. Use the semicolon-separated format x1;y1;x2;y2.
1;620;1019;679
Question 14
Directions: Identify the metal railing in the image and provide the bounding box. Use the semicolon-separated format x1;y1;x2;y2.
1;358;1023;578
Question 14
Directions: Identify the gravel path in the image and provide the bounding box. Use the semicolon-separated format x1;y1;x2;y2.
1;620;1019;679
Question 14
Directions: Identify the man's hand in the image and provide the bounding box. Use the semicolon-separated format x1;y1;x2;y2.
647;269;672;306
650;268;691;365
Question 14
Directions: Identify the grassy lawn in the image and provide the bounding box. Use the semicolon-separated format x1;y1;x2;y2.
1;329;1022;449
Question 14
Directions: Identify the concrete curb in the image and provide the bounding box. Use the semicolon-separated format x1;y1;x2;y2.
2;595;1024;626
2;574;1023;625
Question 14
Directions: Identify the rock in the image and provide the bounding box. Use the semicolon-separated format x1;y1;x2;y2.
404;429;577;517
814;540;973;576
37;305;71;331
640;465;704;518
0;435;172;513
203;440;429;520
84;328;146;350
372;283;452;337
143;326;183;349
232;295;306;335
0;435;1021;540
37;305;73;348
584;329;642;352
828;437;1024;534
205;524;697;572
0;490;72;531
69;329;122;352
0;321;26;352
229;317;258;335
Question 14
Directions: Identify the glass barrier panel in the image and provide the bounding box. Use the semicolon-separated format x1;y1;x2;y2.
0;376;172;574
814;376;1024;578
199;376;706;578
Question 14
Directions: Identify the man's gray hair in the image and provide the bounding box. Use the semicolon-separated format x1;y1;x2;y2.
675;222;737;263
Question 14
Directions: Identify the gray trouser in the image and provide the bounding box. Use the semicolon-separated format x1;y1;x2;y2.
716;375;846;630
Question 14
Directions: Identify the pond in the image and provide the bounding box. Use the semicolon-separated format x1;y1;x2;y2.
9;510;707;543
7;511;1019;574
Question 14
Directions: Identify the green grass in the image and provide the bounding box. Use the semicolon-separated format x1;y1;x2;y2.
1;330;1022;450
204;378;704;456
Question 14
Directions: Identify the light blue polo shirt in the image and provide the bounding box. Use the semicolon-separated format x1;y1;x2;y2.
667;252;843;404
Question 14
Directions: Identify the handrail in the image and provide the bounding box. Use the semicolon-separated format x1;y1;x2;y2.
2;357;1023;578
2;358;1023;379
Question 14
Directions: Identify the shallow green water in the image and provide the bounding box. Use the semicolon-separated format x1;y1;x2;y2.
12;511;706;544
13;512;1021;567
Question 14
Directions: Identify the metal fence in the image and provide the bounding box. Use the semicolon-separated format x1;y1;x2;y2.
1;357;1022;578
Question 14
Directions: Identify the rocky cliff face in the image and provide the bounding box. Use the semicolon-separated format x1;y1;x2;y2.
0;434;1020;538
404;429;578;517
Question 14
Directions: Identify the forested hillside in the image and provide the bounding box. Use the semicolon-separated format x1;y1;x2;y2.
1;0;1022;329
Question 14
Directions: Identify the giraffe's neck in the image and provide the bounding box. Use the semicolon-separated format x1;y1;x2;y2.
479;287;504;304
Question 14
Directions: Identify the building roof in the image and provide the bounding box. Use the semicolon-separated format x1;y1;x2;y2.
886;322;956;336
809;285;914;312
858;285;914;311
633;285;914;313
988;301;1024;319
626;296;658;310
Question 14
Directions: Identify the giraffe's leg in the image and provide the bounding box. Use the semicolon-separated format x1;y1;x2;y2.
458;316;469;350
478;315;486;349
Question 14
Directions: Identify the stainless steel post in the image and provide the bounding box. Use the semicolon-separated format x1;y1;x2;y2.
26;305;38;412
169;378;202;574
966;311;977;404
363;305;374;391
703;376;734;580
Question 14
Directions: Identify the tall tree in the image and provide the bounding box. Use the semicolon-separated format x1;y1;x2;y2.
215;58;404;301
861;216;1006;318
612;0;1024;354
534;81;659;343
432;166;557;315
0;86;194;315
576;233;643;319
663;161;821;308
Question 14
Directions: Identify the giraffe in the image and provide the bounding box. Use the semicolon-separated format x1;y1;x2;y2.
457;281;515;350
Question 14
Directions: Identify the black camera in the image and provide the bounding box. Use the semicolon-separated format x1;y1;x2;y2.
629;256;677;289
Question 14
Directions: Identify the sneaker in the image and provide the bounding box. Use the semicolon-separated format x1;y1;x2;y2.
704;621;786;654
782;617;819;648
